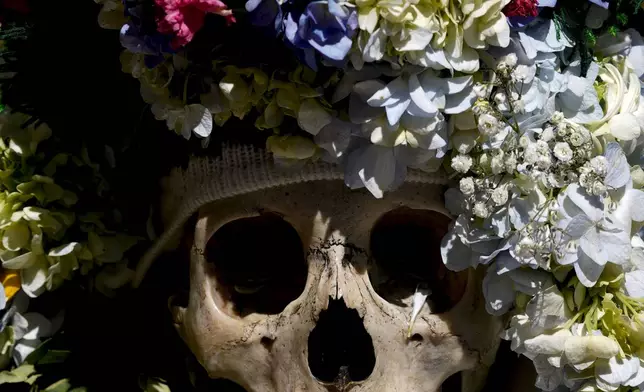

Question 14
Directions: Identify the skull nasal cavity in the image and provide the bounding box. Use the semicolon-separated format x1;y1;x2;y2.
308;298;375;384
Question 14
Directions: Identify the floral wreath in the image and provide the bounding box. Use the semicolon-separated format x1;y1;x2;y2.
1;0;644;390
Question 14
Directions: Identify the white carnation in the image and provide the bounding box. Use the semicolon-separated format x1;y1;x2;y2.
473;202;490;218
492;187;509;206
459;177;476;195
451;154;473;173
553;142;573;162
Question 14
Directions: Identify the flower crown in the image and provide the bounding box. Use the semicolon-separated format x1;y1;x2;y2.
0;0;642;390
95;0;644;390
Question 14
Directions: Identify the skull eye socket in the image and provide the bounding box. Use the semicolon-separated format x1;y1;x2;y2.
205;213;307;317
369;207;467;314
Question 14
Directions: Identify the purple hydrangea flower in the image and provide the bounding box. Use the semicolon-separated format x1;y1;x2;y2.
246;0;357;69
120;0;174;68
284;0;358;65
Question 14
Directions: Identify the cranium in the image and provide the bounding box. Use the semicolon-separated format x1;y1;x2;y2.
137;146;503;392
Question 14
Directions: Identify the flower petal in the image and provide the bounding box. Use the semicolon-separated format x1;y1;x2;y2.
574;248;605;287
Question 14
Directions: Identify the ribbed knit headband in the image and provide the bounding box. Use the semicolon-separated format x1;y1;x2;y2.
133;145;449;287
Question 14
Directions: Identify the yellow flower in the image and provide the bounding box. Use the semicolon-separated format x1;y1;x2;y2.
1;268;20;301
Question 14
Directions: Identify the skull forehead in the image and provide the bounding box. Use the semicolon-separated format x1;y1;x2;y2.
197;180;448;249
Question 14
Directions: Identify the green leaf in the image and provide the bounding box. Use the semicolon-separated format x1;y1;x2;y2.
0;364;38;384
44;379;72;392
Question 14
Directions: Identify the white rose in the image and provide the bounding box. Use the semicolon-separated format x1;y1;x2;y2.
590;156;608;176
491;187;509;206
451;154;473;173
478;114;501;136
553;142;573;162
459;177;476;195
541;127;555;142
473;202;490;218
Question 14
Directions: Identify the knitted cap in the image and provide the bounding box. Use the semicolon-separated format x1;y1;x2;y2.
133;145;449;287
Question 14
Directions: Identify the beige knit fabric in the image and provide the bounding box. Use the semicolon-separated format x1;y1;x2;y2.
133;144;449;287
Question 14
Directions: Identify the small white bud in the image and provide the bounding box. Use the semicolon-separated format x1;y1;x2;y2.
551;111;565;124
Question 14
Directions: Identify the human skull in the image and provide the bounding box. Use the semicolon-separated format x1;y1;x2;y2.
140;147;503;392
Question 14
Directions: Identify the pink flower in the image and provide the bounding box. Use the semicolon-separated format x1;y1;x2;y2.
503;0;539;18
155;0;235;49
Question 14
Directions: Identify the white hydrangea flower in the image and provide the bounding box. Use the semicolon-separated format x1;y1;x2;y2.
451;154;473;173
553;142;573;162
